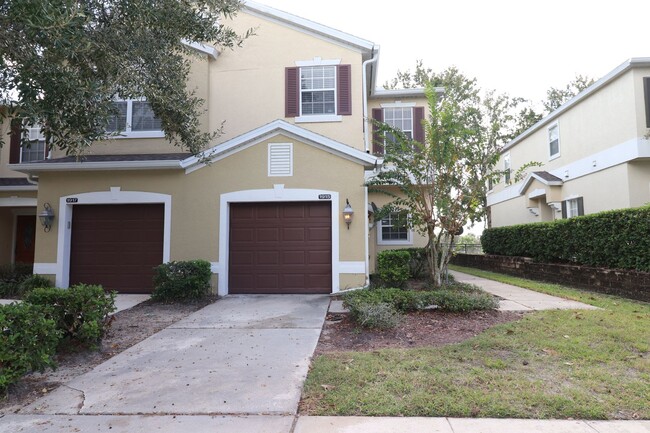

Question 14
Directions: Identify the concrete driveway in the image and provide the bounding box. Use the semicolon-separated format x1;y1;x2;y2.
19;295;329;416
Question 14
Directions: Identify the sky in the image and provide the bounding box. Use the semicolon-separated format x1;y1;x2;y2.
259;0;649;105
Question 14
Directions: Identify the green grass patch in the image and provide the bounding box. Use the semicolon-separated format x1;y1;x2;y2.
302;268;650;419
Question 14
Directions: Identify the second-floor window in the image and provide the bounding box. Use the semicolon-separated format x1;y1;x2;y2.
384;107;413;144
372;105;425;155
300;66;336;116
548;123;560;159
503;153;511;184
106;100;162;135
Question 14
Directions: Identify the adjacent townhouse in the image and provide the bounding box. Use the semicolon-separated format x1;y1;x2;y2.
0;1;429;295
487;58;650;227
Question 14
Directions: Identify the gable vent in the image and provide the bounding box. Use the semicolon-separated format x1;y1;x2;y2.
268;143;293;177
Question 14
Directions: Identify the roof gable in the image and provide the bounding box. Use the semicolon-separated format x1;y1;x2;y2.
518;171;563;195
182;120;378;173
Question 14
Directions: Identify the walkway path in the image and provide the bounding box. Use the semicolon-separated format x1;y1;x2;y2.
450;270;598;311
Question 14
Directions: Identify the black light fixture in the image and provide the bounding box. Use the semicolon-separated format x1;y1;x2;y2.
342;199;354;229
39;203;55;232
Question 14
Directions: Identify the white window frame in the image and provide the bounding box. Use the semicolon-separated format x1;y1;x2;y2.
382;106;414;153
107;99;165;139
377;211;412;245
566;198;580;218
503;152;511;184
548;122;560;160
19;126;47;163
294;58;342;123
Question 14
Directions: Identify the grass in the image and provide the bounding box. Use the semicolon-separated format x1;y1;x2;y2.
301;267;650;419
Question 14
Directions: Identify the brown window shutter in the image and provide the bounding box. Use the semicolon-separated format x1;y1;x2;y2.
285;67;300;118
337;64;352;116
577;197;584;216
643;77;650;128
561;200;567;219
9;119;21;164
372;108;384;155
413;106;425;143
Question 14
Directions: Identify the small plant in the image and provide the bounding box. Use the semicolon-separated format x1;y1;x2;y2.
0;263;33;298
24;284;116;347
152;260;212;301
17;274;54;296
0;303;60;391
376;250;411;287
353;302;402;329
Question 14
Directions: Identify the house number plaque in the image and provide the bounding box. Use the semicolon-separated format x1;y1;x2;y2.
318;194;331;200
66;198;78;203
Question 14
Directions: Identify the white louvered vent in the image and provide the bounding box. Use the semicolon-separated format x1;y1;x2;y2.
268;143;293;177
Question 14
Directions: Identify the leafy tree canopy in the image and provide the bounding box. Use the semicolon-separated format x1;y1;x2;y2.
542;74;595;113
0;0;252;156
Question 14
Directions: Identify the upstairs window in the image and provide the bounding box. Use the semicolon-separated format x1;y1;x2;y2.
372;105;425;155
548;123;560;159
106;99;163;136
503;153;511;184
285;62;351;122
300;66;336;116
8;122;47;164
378;211;411;244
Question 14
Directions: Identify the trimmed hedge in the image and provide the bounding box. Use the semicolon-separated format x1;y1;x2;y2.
482;205;650;272
152;260;212;301
0;303;60;391
376;250;411;287
24;284;116;346
0;263;33;298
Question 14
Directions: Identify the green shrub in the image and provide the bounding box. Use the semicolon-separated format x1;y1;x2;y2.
353;302;402;329
376;250;411;287
17;274;54;296
152;260;212;301
24;284;116;346
0;263;33;298
401;247;428;279
429;289;499;312
0;303;60;391
481;205;650;271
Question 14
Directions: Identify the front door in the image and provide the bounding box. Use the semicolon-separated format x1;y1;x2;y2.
14;215;36;264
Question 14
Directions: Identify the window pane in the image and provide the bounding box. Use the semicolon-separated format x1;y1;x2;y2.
21;140;46;162
381;211;409;241
107;101;127;132
131;101;162;131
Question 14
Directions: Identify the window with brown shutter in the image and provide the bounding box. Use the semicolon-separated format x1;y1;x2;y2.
413;106;425;143
286;63;352;118
9;119;21;164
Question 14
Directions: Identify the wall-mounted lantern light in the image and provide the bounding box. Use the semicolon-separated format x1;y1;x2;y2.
39;203;55;232
342;199;354;229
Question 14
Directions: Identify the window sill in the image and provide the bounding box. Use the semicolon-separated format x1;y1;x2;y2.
109;131;166;139
549;153;561;161
294;115;342;124
378;239;413;246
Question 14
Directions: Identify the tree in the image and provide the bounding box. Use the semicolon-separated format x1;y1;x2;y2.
543;74;595;113
368;72;510;287
0;0;252;156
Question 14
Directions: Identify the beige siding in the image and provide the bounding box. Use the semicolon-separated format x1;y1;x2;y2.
34;135;368;289
627;160;650;207
633;67;650;137
212;12;365;149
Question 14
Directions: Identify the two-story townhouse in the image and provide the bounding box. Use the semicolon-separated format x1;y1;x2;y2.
487;58;650;228
1;1;429;295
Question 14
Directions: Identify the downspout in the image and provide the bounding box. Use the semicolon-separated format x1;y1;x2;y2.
26;174;39;185
362;47;379;153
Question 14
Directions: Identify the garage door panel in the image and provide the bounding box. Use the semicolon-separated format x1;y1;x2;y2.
70;204;163;294
229;202;331;294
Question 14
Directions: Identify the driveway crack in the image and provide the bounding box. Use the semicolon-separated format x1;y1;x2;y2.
62;385;86;414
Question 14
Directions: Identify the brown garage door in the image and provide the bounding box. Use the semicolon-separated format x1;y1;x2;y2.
70;204;164;293
229;202;331;294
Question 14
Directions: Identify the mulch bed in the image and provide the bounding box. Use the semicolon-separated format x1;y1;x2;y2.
314;309;524;355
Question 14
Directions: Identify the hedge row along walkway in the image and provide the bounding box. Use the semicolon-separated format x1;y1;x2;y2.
449;270;598;311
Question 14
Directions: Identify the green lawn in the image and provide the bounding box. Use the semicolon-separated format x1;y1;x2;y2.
301;266;650;419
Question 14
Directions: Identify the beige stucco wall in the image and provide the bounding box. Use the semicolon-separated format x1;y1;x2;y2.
633;68;650;137
493;69;641;197
34;134;368;290
627;160;650;207
212;11;366;149
489;164;632;227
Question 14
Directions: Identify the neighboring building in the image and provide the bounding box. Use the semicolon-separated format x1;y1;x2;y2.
0;1;429;295
487;58;650;228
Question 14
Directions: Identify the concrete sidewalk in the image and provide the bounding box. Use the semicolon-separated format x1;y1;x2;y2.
450;270;598;311
2;414;647;432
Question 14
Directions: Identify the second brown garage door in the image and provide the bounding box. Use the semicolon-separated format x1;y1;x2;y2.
229;202;332;294
69;204;164;293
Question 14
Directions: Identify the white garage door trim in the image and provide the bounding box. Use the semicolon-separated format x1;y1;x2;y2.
219;186;340;296
52;188;172;288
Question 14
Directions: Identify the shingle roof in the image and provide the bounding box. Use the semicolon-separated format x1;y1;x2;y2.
34;153;192;164
532;171;563;183
0;177;32;186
